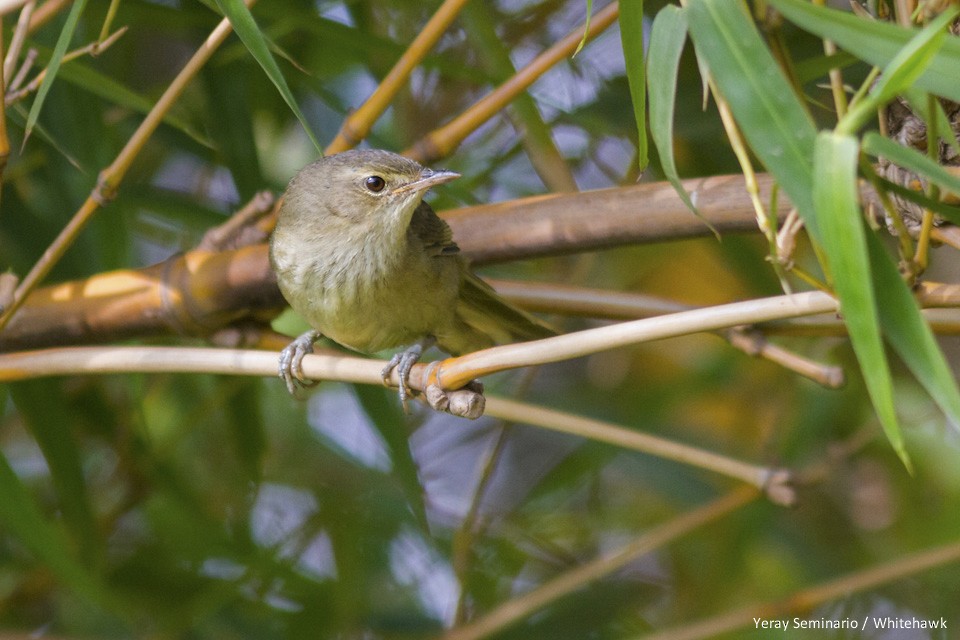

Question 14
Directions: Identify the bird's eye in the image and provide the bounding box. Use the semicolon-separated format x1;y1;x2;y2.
364;175;386;192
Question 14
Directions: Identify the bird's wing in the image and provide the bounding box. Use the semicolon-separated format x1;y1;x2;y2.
456;271;558;345
409;200;557;349
409;201;460;257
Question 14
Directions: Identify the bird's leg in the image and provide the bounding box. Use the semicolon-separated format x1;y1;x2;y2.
279;329;321;395
382;336;436;412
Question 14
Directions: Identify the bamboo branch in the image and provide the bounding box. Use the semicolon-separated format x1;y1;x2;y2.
417;291;843;392
326;0;471;154
461;1;578;192
405;1;620;164
0;174;781;350
3;174;960;352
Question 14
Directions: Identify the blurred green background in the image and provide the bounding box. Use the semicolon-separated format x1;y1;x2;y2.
0;0;958;637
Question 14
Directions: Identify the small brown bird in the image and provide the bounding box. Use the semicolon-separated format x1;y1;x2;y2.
269;149;555;417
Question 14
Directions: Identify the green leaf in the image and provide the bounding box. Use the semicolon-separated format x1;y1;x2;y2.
768;0;960;103
11;381;100;561
813;133;908;468
647;6;703;222
869;8;956;106
57;60;214;148
353;385;429;531
23;0;89;144
863;132;960;212
867;233;960;436
685;0;819;234
794;51;859;85
839;6;956;134
0;452;109;606
573;0;594;57
214;0;323;154
619;0;647;170
874;175;960;225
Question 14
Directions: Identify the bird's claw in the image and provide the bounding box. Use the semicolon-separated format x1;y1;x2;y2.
279;330;321;395
381;342;426;412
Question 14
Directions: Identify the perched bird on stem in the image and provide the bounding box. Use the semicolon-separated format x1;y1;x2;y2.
269;149;555;418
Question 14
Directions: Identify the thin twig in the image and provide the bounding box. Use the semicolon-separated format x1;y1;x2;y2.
484;397;793;503
5;26;128;105
7;47;35;93
93;0;121;54
452;424;512;624
198;191;275;251
3;0;34;82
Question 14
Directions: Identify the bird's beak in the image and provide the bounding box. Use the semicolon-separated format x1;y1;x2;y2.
392;168;460;195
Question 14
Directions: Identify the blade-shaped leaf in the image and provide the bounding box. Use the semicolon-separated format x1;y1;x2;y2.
214;0;323;154
23;0;89;144
867;233;960;435
874;176;960;225
840;6;957;134
58;61;214;148
685;0;819;234
574;0;594;57
0;452;109;605
768;0;960;103
619;0;647;170
863;132;960;206
867;8;956;108
647;6;700;217
11;381;99;561
353;385;429;531
814;132;907;467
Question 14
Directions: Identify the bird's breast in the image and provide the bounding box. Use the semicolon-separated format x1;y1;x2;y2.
272;226;461;353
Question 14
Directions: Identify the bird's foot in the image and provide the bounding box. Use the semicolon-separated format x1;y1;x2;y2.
279;330;321;395
382;338;435;412
425;378;485;420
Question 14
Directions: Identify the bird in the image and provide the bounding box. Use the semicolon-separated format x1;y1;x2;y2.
269;149;555;417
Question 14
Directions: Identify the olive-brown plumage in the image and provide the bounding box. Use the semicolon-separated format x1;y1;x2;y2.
270;149;554;414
